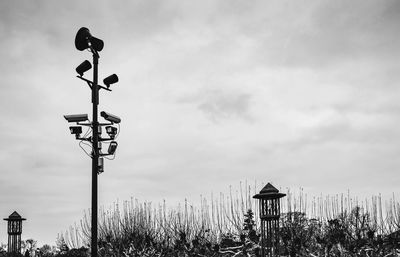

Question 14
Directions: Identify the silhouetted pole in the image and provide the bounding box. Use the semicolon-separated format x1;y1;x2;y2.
66;27;120;257
91;51;99;257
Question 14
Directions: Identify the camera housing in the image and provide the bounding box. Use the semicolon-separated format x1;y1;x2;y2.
69;126;82;139
69;126;82;134
108;141;118;154
106;126;118;139
101;111;121;124
64;114;89;123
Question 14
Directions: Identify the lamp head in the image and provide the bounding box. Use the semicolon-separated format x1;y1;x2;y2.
75;27;104;52
103;74;119;88
76;60;92;76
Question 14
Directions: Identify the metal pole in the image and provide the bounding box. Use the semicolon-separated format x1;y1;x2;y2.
91;51;99;257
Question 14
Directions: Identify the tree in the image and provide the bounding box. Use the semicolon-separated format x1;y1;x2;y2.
0;243;7;254
280;212;314;257
243;209;258;242
56;234;69;253
39;244;55;257
22;239;37;256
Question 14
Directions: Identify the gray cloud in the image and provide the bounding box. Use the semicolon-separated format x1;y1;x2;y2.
239;0;400;69
179;89;253;123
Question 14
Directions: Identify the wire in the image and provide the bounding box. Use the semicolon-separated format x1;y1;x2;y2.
77;125;93;158
79;140;93;158
104;151;116;160
76;121;119;160
83;125;92;138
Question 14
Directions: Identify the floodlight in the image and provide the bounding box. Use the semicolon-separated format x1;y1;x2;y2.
103;74;118;88
100;111;121;124
108;141;118;155
76;60;92;76
105;126;117;139
75;27;104;52
64;114;89;123
69;126;82;135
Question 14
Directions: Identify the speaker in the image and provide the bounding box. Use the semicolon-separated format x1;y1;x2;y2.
75;27;104;52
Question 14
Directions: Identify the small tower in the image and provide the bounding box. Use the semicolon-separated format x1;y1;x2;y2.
4;211;26;253
253;183;286;257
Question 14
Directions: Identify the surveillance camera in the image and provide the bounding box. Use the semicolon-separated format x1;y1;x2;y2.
106;126;117;138
100;111;121;124
108;141;118;155
69;126;82;135
64;114;89;123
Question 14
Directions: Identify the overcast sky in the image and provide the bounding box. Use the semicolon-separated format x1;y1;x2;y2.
1;0;399;246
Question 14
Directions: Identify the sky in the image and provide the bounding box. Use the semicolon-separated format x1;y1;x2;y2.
0;0;400;247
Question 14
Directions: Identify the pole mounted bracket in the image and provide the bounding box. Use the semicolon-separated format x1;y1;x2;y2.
76;136;92;142
77;121;92;126
77;76;112;92
99;153;113;157
98;137;114;142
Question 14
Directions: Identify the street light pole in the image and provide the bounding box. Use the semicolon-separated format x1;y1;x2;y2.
91;51;99;257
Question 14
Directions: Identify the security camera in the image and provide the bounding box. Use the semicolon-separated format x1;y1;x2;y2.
69;126;82;134
64;114;89;123
108;141;118;155
69;126;82;138
106;126;117;139
100;111;121;124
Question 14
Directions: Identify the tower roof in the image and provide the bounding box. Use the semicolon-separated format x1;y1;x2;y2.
4;211;26;221
253;183;286;199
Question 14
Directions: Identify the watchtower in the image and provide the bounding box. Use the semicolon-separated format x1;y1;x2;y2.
253;183;286;257
4;211;26;253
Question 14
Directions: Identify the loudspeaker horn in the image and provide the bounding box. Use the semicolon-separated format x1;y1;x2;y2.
75;27;104;52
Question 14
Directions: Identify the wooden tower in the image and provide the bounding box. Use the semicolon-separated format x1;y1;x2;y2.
253;183;286;257
4;211;26;253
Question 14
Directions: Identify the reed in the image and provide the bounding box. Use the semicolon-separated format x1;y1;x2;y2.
61;182;400;256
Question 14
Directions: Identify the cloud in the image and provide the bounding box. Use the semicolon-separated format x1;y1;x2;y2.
236;0;400;69
179;89;253;123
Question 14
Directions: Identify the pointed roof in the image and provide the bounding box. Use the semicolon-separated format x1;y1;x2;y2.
4;211;26;221
260;183;279;194
253;182;286;199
